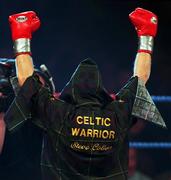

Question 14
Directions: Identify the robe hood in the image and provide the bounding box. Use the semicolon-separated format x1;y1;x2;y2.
60;58;113;105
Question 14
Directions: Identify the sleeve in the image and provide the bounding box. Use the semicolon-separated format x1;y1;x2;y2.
10;76;20;95
4;73;69;132
116;76;166;128
116;76;138;128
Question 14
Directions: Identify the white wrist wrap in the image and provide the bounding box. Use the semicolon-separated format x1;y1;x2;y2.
14;38;31;54
138;36;154;52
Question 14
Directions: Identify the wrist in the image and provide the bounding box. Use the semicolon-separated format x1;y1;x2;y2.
138;36;154;54
13;38;31;56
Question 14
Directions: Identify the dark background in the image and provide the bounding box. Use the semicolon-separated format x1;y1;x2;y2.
0;0;170;179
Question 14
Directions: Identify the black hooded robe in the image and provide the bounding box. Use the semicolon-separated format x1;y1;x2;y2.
4;59;166;180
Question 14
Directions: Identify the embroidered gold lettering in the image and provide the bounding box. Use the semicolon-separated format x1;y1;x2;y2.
71;128;115;139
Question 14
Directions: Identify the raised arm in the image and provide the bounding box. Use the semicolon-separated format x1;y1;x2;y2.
16;54;34;86
133;52;151;84
129;8;158;84
9;11;40;86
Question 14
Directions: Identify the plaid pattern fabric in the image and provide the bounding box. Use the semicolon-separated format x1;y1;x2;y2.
116;76;166;128
132;79;166;128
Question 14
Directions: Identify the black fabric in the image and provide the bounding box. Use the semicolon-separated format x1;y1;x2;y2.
0;78;15;113
60;59;113;105
0;91;15;113
116;76;139;129
5;59;139;180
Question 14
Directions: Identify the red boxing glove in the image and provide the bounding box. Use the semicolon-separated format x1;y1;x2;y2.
129;8;158;54
9;11;40;55
129;8;158;37
9;11;40;41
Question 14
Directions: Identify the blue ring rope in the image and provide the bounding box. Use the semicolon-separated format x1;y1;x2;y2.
129;96;171;149
152;96;171;102
129;142;171;149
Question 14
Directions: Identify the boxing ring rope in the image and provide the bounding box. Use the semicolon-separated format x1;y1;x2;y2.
152;96;171;102
129;95;171;149
129;142;171;149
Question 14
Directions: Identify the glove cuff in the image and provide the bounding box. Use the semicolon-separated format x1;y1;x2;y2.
14;38;31;56
138;36;154;54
